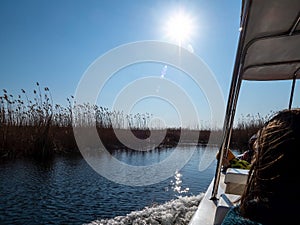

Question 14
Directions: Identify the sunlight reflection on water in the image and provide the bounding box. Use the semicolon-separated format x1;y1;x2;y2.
0;146;218;225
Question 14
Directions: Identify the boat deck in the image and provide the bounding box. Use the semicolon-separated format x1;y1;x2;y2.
189;168;247;225
189;173;226;225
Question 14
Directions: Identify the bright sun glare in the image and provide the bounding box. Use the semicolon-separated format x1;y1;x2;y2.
165;10;195;45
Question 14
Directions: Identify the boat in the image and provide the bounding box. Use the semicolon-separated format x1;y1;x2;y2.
189;0;300;224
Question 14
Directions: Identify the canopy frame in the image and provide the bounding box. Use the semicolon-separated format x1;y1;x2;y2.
211;0;300;199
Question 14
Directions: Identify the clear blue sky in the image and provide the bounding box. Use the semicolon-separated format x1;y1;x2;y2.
1;0;299;128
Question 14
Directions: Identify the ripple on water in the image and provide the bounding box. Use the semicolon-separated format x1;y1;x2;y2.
0;146;217;224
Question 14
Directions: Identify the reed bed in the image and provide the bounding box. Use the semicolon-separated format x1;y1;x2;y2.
0;83;267;159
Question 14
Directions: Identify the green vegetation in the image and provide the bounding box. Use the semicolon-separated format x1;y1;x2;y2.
0;83;267;160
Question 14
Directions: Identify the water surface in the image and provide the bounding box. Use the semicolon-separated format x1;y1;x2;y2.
0;146;219;225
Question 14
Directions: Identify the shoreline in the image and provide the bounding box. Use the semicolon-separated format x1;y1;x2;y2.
0;126;212;159
0;125;258;160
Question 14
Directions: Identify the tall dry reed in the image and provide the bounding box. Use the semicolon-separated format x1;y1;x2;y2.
0;83;270;159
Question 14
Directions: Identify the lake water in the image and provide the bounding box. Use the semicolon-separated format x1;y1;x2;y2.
0;146;221;225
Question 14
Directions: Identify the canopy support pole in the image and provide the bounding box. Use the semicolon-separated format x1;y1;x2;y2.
289;68;300;109
210;0;251;200
289;73;296;109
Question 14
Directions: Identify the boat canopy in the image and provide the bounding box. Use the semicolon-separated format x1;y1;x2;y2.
240;0;300;81
211;0;300;199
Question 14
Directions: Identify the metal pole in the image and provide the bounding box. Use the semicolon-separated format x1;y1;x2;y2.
289;74;296;109
225;73;243;151
210;0;251;199
289;68;300;109
211;66;243;199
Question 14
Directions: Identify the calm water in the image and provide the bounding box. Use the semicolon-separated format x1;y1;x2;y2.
0;146;220;225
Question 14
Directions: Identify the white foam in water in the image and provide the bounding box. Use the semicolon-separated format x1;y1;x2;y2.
85;194;204;225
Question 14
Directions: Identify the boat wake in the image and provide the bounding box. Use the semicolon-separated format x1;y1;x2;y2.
84;193;203;225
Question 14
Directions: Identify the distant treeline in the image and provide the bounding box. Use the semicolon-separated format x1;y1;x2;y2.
0;83;267;159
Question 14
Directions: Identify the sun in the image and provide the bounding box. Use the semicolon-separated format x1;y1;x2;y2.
165;10;195;46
